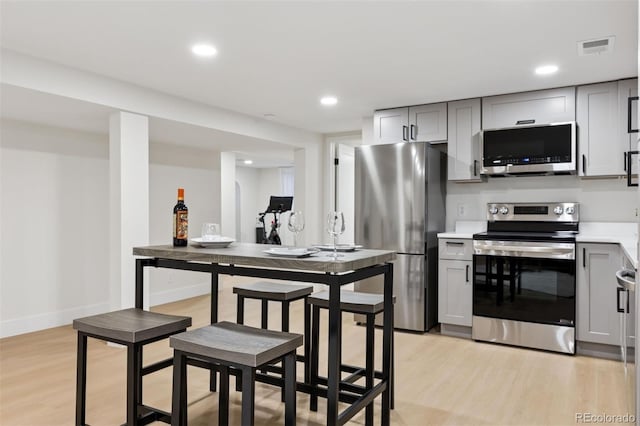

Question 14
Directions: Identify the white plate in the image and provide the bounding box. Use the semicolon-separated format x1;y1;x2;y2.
190;237;235;248
311;244;363;252
263;247;320;258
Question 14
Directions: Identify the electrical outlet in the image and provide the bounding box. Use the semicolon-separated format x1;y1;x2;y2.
457;204;466;217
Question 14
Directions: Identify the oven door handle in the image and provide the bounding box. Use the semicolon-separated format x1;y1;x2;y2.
473;243;575;260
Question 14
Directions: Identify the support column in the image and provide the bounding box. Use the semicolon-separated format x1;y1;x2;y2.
110;111;149;310
294;144;322;247
220;151;236;239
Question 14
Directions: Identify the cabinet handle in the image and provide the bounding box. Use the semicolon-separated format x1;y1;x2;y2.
628;151;639;187
515;119;535;125
582;155;586;175
446;241;464;246
582;248;586;268
617;287;625;313
629;96;639;133
473;160;478;176
624;152;628;171
410;124;416;140
402;125;409;142
465;265;469;282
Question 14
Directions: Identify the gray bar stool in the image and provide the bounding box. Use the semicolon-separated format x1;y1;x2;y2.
170;321;302;426
73;308;192;426
307;290;395;426
233;281;313;385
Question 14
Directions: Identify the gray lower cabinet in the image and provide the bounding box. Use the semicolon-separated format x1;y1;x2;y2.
577;243;622;346
438;238;473;327
438;259;472;326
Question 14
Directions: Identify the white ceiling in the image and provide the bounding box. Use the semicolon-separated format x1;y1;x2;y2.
0;0;637;135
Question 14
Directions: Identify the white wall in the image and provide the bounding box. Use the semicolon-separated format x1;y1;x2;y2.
446;175;636;231
148;142;221;305
236;166;259;243
0;119;110;337
0;120;227;336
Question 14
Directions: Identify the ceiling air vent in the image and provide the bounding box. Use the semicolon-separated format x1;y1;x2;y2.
578;36;615;56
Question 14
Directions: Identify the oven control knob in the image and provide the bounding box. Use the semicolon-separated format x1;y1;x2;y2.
499;206;509;215
554;206;564;215
489;206;499;215
565;206;575;215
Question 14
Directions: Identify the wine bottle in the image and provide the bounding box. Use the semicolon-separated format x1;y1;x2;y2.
173;188;188;247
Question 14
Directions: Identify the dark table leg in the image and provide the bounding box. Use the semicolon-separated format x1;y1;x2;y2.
75;333;87;426
381;262;393;426
135;258;144;309
210;272;219;392
327;278;341;426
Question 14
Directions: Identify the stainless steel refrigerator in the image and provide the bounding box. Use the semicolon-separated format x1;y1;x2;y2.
354;142;446;332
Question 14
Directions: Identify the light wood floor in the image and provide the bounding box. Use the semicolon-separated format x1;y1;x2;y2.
0;275;630;425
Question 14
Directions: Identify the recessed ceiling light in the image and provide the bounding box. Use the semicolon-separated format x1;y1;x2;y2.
244;160;253;165
535;64;558;75
191;44;217;57
320;96;338;106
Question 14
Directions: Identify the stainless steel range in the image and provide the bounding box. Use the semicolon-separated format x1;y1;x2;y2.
472;202;579;354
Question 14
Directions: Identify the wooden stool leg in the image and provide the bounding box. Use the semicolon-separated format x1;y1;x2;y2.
309;305;320;412
236;295;245;392
260;300;269;376
241;366;256;426
75;333;87;426
219;366;230;426
365;314;375;426
280;301;291;402
126;343;141;426
283;352;296;426
237;295;245;325
136;345;143;411
171;350;187;426
261;299;269;329
390;303;395;411
303;300;311;384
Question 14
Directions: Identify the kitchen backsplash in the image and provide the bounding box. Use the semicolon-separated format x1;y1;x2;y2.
445;174;636;231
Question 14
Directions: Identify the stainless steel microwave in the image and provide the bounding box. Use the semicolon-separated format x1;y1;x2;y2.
480;122;577;176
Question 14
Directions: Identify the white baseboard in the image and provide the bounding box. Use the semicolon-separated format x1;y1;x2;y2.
0;302;110;339
149;281;212;307
0;283;214;339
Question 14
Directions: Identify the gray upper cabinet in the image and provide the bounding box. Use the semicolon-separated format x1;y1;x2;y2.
577;81;625;177
482;87;576;129
576;79;638;178
372;107;408;145
372;103;447;145
577;243;621;346
447;98;482;182
619;79;638;150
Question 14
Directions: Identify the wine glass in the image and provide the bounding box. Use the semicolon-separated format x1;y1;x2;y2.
287;211;305;247
326;211;345;259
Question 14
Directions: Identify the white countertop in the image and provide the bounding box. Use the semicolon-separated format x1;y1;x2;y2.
437;221;638;268
437;221;486;239
577;222;637;269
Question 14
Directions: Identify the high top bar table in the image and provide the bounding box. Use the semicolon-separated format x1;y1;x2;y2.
133;242;395;426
